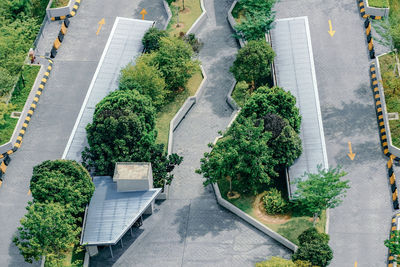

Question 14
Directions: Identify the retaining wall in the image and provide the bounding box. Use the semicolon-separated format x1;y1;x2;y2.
187;0;207;35
227;0;245;48
365;0;390;17
162;0;172;30
46;0;74;20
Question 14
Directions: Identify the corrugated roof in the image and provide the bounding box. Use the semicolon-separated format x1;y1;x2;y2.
62;17;154;162
270;17;328;197
81;176;161;245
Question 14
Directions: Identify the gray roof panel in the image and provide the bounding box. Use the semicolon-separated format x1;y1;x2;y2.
271;17;328;197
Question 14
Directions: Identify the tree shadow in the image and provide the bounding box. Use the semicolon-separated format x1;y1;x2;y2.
7;230;41;267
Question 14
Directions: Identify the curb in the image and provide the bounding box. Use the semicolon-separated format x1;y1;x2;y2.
50;0;81;21
186;0;207;35
50;18;70;58
0;60;54;180
370;63;400;210
358;0;384;20
364;17;375;59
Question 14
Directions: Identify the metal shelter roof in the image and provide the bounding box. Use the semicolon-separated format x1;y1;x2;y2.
62;17;154;161
270;17;328;197
81;176;161;246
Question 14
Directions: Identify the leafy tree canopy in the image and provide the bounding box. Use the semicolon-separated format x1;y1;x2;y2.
119;54;167;108
142;27;168;53
197;115;277;195
230;40;275;90
241;86;301;133
154;36;199;91
30;160;94;218
13;202;79;264
385;230;400;265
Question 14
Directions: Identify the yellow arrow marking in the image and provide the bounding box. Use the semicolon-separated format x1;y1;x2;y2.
354;261;357;267
140;8;147;20
96;18;105;35
328;20;336;37
348;141;356;160
0;180;2;188
27;189;31;195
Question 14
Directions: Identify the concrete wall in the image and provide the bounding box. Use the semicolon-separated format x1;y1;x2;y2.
162;0;172;30
365;0;390;17
375;55;400;158
46;0;74;19
227;0;245;48
0;64;45;155
187;0;207;35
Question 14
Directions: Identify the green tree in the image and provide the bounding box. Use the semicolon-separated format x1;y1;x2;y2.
197;115;277;195
119;55;167;108
385;230;400;264
83;90;182;187
0;67;15;96
230;40;275;92
142;27;168;53
30;160;94;219
154;36;199;91
241;86;301;133
292;228;333;267
13;202;79;264
292;165;349;224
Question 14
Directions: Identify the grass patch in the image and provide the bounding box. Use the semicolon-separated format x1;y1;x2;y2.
0;65;40;145
231;81;250;108
50;0;70;8
155;70;203;147
167;0;202;37
217;177;326;246
379;52;400;147
368;0;389;8
61;245;85;267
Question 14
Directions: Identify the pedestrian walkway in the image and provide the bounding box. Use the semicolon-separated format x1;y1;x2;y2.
273;0;392;266
0;0;167;266
90;0;292;266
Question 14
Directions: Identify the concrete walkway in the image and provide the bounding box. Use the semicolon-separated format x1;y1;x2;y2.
273;0;393;266
90;0;292;266
0;0;167;266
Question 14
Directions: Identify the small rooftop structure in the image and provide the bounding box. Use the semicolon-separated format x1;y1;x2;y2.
270;17;328;198
113;162;153;192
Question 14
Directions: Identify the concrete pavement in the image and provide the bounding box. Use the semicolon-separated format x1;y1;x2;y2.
0;0;167;266
90;0;292;266
274;0;393;266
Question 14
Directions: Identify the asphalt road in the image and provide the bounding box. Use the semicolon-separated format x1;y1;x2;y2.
274;0;393;266
0;0;167;266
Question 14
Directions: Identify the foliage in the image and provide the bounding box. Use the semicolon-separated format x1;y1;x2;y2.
241;86;301;133
292;165;349;222
256;257;312;267
383;70;400;94
142;27;168;53
197;115;277;195
233;0;276;41
230;40;275;90
292;228;333;267
83;90;182;188
270;121;302;166
232;81;250;107
385;230;400;264
119;55;167;108
30;160;94;219
263;188;290;214
0;68;15;97
179;32;203;53
154;36;199;91
0;102;15;127
13;202;79;264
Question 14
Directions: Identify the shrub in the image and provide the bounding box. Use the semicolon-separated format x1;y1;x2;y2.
119;55;167;108
232;81;250;107
142;27;168;53
230;40;275;91
179;32;203;53
263;188;290;214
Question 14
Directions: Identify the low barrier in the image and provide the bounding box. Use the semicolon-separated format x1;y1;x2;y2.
227;0;245;48
162;0;172;30
358;0;385;20
50;18;70;58
187;0;207;35
49;0;81;21
364;18;375;59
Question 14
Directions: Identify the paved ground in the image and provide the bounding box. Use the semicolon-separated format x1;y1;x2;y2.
90;0;292;266
274;0;393;266
0;0;167;266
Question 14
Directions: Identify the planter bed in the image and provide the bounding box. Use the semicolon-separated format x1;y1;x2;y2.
0;65;40;145
368;0;389;8
51;0;70;8
167;0;202;36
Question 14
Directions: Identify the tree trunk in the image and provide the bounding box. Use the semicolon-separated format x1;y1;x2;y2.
250;80;255;94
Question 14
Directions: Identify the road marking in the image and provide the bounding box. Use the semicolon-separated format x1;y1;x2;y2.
140;8;147;20
96;18;105;35
354;261;357;267
27;189;31;195
328;19;336;37
0;180;2;188
348;141;356;160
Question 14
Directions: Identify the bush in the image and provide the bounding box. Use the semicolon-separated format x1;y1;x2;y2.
119;55;167;108
154;36;199;91
179;32;203;53
263;188;290;214
142;27;168;53
30;160;94;219
230;40;275;91
232;81;250;107
292;228;333;267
